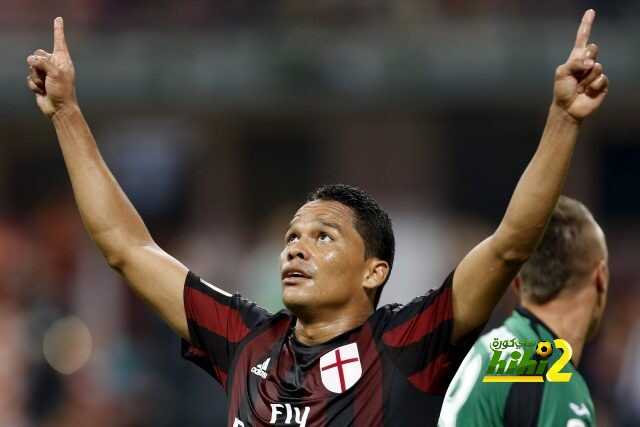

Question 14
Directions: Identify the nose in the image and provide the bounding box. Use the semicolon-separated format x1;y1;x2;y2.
286;240;309;261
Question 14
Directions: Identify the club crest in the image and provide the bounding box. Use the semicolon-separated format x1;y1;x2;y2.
319;343;362;393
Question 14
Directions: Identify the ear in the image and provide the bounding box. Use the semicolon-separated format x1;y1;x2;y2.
595;259;608;295
362;259;390;291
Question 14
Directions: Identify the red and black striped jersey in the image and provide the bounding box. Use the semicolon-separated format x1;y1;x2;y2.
182;271;478;427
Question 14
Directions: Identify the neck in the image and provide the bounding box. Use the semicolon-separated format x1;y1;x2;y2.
293;310;371;346
521;290;592;365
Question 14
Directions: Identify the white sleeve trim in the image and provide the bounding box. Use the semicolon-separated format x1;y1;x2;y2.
200;278;232;298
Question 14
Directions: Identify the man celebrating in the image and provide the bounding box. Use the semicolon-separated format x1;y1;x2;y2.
26;10;608;426
439;197;609;426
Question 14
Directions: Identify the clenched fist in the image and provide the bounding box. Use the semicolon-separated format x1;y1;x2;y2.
27;17;77;118
553;10;609;121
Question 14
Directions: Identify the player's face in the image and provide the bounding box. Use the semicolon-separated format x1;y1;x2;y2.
280;200;369;314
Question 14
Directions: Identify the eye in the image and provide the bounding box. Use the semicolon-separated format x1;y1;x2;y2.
286;233;298;244
318;232;333;242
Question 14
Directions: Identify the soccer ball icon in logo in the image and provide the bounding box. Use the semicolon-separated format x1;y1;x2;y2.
535;341;553;358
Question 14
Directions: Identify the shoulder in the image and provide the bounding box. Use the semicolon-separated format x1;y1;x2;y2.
373;273;455;325
440;341;513;427
184;271;276;330
537;371;595;425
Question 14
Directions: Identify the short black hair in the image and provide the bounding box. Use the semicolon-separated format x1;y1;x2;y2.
520;196;600;304
307;184;395;308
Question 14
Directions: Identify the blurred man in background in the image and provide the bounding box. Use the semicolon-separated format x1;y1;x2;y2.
26;9;608;426
439;196;608;426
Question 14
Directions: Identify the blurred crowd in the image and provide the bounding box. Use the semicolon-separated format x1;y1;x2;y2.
0;0;638;30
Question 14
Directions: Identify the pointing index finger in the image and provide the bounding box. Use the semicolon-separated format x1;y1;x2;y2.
574;9;595;48
53;17;68;53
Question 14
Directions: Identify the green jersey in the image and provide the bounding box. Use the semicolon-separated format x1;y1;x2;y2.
439;307;595;427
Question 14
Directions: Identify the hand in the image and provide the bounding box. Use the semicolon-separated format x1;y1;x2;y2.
26;17;77;118
553;9;609;122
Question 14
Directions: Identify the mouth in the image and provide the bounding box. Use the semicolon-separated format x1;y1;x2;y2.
281;267;312;285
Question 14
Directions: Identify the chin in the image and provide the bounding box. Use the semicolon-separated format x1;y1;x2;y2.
282;286;313;313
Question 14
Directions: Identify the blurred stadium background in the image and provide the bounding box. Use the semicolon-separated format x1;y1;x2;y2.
1;1;640;426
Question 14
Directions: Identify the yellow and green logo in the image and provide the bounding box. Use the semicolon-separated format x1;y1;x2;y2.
482;338;573;383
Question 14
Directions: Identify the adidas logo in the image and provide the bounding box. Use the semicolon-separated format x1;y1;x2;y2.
251;358;270;380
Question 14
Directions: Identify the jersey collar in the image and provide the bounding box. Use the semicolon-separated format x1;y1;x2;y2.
514;306;560;342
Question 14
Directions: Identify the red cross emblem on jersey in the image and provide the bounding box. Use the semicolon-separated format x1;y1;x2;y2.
319;343;362;393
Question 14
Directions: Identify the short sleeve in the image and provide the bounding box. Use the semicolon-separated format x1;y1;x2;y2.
181;271;272;388
379;271;483;395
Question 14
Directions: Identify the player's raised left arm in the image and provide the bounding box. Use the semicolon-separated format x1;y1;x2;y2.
451;9;608;344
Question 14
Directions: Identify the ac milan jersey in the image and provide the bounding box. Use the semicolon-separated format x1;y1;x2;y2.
181;270;478;427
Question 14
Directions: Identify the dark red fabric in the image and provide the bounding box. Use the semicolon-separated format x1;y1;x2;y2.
187;287;250;343
381;286;452;347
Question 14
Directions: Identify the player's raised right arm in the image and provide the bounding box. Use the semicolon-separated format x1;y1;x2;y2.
26;17;192;340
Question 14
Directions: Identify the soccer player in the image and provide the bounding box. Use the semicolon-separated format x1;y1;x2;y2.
26;10;608;427
438;196;608;427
